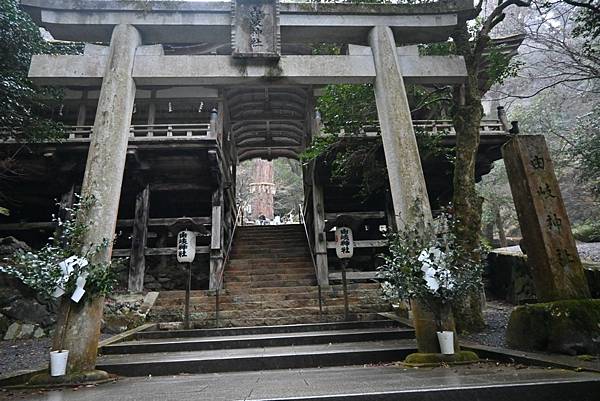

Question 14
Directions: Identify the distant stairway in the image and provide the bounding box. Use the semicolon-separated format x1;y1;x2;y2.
149;224;392;327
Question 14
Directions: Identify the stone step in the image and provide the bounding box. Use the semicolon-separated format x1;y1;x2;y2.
96;339;416;376
233;237;308;244
224;272;316;283
229;254;313;262
227;256;313;265
153;284;381;299
225;279;318;289
236;225;303;230
225;263;314;271
191;305;391;320
224;267;315;276
149;312;390;328
100;327;415;355
136;320;403;339
229;250;311;258
153;290;385;307
152;298;391;314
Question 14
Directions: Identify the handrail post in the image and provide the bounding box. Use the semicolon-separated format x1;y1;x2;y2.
298;203;325;323
215;288;220;328
213;202;244;327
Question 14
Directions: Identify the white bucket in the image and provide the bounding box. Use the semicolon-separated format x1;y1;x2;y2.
50;350;69;376
436;331;455;355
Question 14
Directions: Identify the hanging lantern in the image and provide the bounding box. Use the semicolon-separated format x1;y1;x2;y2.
335;227;354;259
177;230;196;263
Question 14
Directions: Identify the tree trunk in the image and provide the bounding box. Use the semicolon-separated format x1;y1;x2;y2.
250;159;275;220
495;208;508;247
450;72;485;332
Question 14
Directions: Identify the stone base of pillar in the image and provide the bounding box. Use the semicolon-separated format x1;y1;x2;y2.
411;299;459;354
27;370;111;387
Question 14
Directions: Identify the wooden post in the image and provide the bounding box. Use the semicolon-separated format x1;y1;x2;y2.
147;90;156;137
502;135;590;301
76;90;87;127
311;167;329;287
209;187;224;290
128;184;150;293
58;185;75;222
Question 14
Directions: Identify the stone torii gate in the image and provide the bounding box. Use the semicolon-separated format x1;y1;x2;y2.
23;0;473;373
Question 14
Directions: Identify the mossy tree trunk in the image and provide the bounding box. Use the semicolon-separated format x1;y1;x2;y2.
450;22;486;332
448;0;532;330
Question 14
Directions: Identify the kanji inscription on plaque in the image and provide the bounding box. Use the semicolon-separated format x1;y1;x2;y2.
231;0;280;59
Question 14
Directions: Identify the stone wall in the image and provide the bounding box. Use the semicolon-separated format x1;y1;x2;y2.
114;255;210;291
486;249;600;304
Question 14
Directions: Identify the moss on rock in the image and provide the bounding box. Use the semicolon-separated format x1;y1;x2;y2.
404;351;479;367
506;299;600;355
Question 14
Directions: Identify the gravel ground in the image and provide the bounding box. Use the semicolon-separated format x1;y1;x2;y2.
0;334;112;379
496;241;600;263
0;338;51;378
461;299;513;348
576;242;600;263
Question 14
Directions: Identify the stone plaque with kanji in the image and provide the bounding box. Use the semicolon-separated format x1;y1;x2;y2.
502;135;590;301
231;0;280;59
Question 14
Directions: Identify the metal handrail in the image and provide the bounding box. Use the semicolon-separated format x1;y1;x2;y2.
214;202;244;327
217;202;245;290
298;203;323;321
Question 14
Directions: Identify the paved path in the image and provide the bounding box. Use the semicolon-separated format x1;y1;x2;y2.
3;363;600;401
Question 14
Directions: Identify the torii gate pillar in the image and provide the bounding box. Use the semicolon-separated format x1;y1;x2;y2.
369;26;456;353
51;24;141;374
369;26;433;232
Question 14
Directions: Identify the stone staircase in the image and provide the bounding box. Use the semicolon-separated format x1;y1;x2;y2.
97;319;416;376
148;224;392;327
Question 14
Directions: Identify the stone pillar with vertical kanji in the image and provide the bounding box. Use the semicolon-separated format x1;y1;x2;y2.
502;135;590;301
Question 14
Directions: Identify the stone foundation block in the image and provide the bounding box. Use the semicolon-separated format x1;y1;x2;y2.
506;299;600;355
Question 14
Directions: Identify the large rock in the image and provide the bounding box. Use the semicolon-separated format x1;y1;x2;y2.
3;322;21;340
0;236;30;257
18;323;35;339
506;299;600;355
2;298;54;327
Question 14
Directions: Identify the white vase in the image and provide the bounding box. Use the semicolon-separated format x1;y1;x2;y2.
436;331;455;355
50;350;69;376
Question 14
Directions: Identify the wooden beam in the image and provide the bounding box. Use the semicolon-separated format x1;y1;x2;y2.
326;239;387;249
324;211;385;221
329;271;378;281
209;186;224;290
150;183;211;192
312;162;329;287
0;216;211;232
128;184;150;293
112;246;210;257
